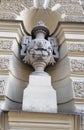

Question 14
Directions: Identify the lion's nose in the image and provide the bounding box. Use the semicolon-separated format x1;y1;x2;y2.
37;42;43;48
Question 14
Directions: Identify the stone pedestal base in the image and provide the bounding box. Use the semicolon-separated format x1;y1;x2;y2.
22;75;57;113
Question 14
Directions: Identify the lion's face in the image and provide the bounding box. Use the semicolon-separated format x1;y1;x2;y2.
28;39;52;56
27;39;52;63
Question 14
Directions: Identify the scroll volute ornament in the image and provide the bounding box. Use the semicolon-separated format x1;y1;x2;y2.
20;21;59;74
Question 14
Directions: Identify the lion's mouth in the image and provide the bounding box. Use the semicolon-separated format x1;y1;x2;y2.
35;48;47;51
28;50;50;57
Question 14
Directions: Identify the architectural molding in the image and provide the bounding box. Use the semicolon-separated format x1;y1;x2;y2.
0;0;83;129
59;40;84;61
0;20;27;42
72;80;84;98
0;39;13;51
0;1;24;15
0;13;16;20
0;80;5;95
47;57;84;82
8;111;78;130
62;15;84;22
55;22;84;44
0;56;10;70
70;58;84;73
67;41;84;53
57;4;83;14
0;76;8;96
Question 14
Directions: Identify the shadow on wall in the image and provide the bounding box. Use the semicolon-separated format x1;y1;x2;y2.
2;41;33;110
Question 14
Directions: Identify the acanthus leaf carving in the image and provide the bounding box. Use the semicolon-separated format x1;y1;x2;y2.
57;4;83;14
0;40;13;51
0;13;16;20
62;15;84;22
0;1;24;14
67;41;84;52
0;80;5;95
0;56;10;70
72;81;84;98
70;59;84;72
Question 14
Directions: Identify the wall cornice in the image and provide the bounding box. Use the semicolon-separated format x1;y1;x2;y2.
53;21;84;45
0;20;29;42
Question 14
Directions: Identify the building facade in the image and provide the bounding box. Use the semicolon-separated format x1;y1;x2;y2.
0;0;84;130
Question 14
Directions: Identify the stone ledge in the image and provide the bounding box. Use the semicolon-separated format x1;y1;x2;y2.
55;22;84;45
0;20;27;42
60;41;84;60
6;111;80;130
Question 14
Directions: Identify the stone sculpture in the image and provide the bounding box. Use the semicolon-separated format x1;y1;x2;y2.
20;21;59;113
21;21;59;73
